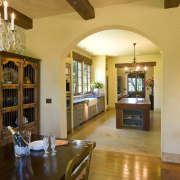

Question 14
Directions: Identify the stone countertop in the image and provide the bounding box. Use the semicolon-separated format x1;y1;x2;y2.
73;95;105;104
73;98;88;104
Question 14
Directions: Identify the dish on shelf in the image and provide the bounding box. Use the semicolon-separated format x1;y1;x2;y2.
30;140;43;150
3;68;18;84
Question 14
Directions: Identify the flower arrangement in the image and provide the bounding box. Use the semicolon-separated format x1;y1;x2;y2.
91;81;104;89
145;77;154;94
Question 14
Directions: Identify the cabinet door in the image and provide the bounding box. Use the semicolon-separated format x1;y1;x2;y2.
22;61;39;133
73;105;78;127
1;59;21;132
67;110;71;132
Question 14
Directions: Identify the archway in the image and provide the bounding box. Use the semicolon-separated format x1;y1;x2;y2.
62;25;162;157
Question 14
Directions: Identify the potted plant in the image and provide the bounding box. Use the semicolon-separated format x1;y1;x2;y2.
91;81;104;96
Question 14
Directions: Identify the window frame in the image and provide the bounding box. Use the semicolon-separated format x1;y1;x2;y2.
73;60;83;95
127;72;145;94
84;63;91;94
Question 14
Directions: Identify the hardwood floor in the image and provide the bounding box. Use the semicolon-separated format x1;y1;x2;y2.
89;150;180;180
69;109;180;179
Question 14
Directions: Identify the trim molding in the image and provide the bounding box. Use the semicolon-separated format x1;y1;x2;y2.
115;62;156;68
162;152;180;164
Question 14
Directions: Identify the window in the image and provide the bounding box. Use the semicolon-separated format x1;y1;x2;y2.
73;60;82;93
84;64;91;93
128;72;145;93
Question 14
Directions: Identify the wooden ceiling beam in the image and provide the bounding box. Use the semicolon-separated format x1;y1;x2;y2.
66;0;95;20
115;62;156;68
164;0;180;8
0;6;32;30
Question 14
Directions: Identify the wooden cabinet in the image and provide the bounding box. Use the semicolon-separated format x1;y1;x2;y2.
88;105;97;119
73;96;105;129
0;52;40;146
73;102;85;127
123;110;143;128
97;96;105;113
67;108;71;132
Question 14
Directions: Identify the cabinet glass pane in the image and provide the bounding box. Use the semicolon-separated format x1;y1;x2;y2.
24;65;35;84
24;88;35;104
3;89;18;107
3;111;18;130
23;108;35;124
3;61;18;84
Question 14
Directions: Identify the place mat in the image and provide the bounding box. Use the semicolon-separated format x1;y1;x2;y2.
55;140;69;146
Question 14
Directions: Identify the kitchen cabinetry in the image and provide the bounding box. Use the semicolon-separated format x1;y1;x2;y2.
67;108;71;132
97;96;105;113
0;51;40;146
88;105;97;119
73;96;105;129
73;102;85;127
123;110;143;128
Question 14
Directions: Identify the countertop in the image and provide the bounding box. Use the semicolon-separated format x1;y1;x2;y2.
73;95;105;104
117;98;151;105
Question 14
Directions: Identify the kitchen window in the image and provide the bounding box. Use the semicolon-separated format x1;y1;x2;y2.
73;60;82;93
128;72;145;93
84;64;91;93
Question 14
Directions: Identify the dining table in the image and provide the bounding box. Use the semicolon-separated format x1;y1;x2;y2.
0;134;96;180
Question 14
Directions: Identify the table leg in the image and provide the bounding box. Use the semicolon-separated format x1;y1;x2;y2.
143;109;150;131
116;109;123;129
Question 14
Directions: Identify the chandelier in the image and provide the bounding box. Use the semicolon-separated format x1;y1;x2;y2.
0;0;16;51
125;43;148;73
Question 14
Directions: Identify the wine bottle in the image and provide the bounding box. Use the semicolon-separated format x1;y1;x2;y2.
7;126;28;147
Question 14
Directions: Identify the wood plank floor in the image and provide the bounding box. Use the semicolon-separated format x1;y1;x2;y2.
89;150;180;180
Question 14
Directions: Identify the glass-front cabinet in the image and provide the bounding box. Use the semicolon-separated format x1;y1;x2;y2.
0;54;40;146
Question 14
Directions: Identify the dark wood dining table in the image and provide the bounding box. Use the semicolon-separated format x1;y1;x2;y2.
0;134;96;180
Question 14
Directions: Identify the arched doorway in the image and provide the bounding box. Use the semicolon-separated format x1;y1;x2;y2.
63;28;161;156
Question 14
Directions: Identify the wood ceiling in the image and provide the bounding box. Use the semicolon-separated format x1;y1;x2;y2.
164;0;180;8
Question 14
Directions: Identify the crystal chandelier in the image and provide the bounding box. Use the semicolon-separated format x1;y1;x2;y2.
0;0;16;51
125;43;148;73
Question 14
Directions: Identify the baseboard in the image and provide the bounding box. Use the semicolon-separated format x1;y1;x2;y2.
154;108;161;111
162;152;180;164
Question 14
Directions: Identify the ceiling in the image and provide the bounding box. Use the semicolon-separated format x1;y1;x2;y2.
8;0;143;19
77;30;160;57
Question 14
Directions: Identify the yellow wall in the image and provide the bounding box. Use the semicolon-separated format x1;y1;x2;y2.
108;54;161;109
26;2;180;162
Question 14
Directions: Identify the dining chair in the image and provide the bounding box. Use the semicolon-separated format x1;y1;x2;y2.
65;142;94;180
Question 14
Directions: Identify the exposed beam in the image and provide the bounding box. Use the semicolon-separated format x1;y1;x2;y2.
115;62;156;68
164;0;180;8
0;6;32;30
66;0;95;20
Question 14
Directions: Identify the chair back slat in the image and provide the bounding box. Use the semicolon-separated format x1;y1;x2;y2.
65;142;93;180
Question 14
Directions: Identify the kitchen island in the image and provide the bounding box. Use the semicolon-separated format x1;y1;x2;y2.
115;98;151;131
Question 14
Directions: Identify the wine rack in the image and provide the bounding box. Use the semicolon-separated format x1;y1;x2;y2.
0;52;40;146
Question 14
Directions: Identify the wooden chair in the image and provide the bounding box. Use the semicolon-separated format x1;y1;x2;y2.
65;142;94;180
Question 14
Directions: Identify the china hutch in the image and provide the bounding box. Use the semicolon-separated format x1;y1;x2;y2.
0;51;40;146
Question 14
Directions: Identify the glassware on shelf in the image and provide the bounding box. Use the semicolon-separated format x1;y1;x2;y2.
43;136;49;157
50;134;56;156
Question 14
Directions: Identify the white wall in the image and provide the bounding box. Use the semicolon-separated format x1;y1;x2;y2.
26;2;180;162
108;54;161;109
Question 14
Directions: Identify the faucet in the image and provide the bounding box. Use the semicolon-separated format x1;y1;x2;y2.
136;95;141;100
